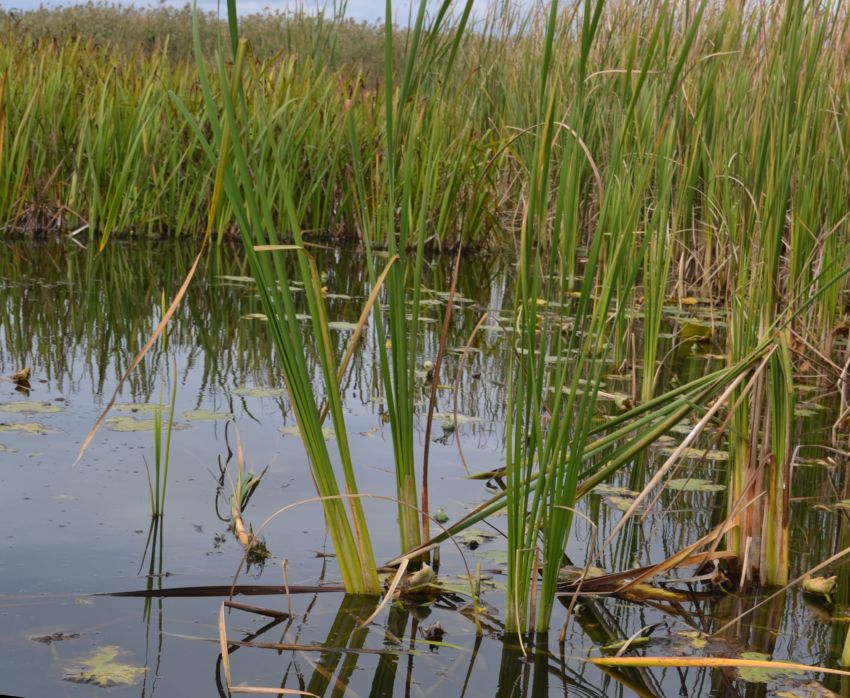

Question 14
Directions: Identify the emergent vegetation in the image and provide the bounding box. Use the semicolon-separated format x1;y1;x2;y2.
11;0;850;646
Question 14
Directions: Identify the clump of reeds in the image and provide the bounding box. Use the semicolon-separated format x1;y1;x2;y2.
52;0;849;636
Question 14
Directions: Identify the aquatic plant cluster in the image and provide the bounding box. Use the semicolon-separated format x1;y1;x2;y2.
7;0;850;683
177;0;850;637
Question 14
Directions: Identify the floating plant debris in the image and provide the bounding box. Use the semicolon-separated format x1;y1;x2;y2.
665;478;726;493
63;646;146;688
0;422;56;435
279;425;335;440
182;409;234;421
232;387;287;398
31;632;79;644
104;417;188;432
0;401;62;414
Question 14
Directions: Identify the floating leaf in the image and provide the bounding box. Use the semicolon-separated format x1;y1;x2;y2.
678;630;708;649
475;549;508;566
0;442;17;452
104;417;188;432
593;484;640;497
279;425;334;441
432;412;484;424
0;401;62;414
458;528;496;547
666;478;725;493
658;446;729;461
602;636;650;652
63;645;146;688
217;275;255;284
680;321;713;343
606;496;638;512
738;652;804;683
776;682;840;698
182;409;233;421
232;387;286;398
0;422;56;435
795;457;833;468
324;293;352;300
558;565;607;585
113;403;166;413
327;321;360;331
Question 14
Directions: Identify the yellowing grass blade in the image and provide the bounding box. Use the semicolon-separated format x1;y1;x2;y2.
589;656;850;678
73;234;209;466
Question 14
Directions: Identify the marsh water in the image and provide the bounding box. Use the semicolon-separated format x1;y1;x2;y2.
1;238;848;697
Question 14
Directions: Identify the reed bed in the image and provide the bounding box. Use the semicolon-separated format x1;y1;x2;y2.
15;0;850;641
1;3;846;261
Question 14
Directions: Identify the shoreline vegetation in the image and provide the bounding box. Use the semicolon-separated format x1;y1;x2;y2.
11;0;850;653
185;0;850;640
2;3;848;254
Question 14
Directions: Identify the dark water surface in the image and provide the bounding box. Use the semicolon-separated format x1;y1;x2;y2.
1;239;848;697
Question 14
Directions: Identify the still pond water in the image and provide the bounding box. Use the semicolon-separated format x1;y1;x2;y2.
0;239;848;697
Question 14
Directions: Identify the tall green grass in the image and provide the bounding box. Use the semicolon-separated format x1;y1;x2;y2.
166;0;850;622
16;0;846;632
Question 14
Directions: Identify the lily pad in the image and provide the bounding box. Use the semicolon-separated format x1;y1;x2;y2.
606;495;638;512
593;483;639;497
63;645;146;688
232;387;287;398
104;417;188;432
279;425;335;440
680;321;713;343
657;446;729;461
602;636;650;652
776;682;839;698
475;549;508;566
666;478;725;493
432;412;484;424
324;293;352;300
677;630;708;649
794;405;823;417
737;652;804;684
0;401;62;414
113;403;167;414
182;409;233;421
327;321;360;331
0;422;56;435
457;528;496;548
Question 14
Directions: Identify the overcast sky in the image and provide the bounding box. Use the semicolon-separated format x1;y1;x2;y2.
4;0;523;23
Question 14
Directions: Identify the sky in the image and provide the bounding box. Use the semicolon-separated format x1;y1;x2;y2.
3;0;519;23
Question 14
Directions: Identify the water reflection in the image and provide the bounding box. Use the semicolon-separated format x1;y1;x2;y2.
1;238;849;697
